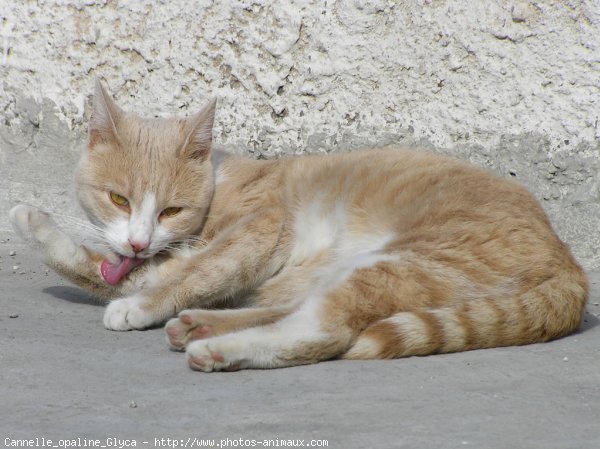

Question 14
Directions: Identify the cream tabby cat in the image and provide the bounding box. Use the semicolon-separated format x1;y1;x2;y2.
10;81;588;372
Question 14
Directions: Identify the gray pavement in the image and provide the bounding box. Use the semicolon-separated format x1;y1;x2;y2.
1;240;599;449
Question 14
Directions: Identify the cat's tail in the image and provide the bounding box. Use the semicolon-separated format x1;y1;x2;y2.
342;271;588;360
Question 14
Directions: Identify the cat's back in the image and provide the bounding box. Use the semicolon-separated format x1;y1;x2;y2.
282;147;547;224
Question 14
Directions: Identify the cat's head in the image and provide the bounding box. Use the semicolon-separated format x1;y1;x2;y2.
76;80;216;260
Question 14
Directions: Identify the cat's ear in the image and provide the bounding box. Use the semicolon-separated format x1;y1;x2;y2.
89;79;123;149
179;98;217;161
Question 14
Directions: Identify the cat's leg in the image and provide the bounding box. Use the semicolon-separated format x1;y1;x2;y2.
184;295;354;371
165;305;295;350
166;261;322;350
9;205;125;300
243;264;321;307
103;210;284;331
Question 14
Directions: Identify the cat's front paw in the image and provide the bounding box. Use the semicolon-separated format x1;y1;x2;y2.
186;338;243;372
9;205;55;247
103;295;157;331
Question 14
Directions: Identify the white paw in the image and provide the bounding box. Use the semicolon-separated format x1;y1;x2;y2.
103;295;156;331
9;204;78;258
186;338;245;372
10;205;54;247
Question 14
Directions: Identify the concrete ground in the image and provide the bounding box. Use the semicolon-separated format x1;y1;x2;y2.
1;240;599;449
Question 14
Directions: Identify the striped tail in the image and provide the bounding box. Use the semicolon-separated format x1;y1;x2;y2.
343;272;588;360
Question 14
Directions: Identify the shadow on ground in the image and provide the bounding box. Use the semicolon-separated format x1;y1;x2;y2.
43;285;103;306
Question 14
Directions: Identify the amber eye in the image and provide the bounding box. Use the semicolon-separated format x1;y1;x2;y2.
110;192;129;208
161;207;182;217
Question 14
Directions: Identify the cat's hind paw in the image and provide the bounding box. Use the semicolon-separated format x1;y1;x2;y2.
103;295;157;331
186;339;242;373
165;310;214;351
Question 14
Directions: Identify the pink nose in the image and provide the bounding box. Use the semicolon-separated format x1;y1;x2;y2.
129;239;148;254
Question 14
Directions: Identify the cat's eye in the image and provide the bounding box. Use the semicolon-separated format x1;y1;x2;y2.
161;207;182;217
110;192;129;208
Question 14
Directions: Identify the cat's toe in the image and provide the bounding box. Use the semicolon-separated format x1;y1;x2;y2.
186;340;241;373
103;295;156;331
186;346;216;372
165;311;213;351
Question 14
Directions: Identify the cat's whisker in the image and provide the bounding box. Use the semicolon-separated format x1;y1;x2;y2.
53;215;106;234
60;224;103;237
180;236;208;245
42;213;116;252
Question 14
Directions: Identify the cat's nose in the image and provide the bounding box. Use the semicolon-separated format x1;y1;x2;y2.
128;239;149;254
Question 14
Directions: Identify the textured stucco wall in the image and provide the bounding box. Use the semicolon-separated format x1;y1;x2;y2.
1;1;599;267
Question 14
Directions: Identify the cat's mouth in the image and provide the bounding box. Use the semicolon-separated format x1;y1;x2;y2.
100;255;146;285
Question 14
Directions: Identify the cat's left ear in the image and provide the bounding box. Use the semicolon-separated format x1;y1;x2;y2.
180;98;217;161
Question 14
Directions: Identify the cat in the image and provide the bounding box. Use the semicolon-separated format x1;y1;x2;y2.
9;80;588;372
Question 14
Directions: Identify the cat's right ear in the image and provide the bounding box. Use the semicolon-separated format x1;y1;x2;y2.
89;79;123;149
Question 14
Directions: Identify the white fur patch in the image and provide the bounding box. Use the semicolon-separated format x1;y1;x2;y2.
288;200;345;265
128;192;157;248
148;224;173;257
105;216;131;255
327;233;397;282
289;199;399;295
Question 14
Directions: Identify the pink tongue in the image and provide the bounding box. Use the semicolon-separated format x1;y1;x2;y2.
100;256;145;285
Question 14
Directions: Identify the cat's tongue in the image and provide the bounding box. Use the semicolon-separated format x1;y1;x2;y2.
100;255;145;285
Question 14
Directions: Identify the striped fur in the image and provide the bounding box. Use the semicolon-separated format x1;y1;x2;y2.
344;272;586;359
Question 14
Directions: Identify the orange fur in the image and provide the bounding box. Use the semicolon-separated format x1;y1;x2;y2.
10;82;588;371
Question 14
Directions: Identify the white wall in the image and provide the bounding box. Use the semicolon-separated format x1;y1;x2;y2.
1;0;599;266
